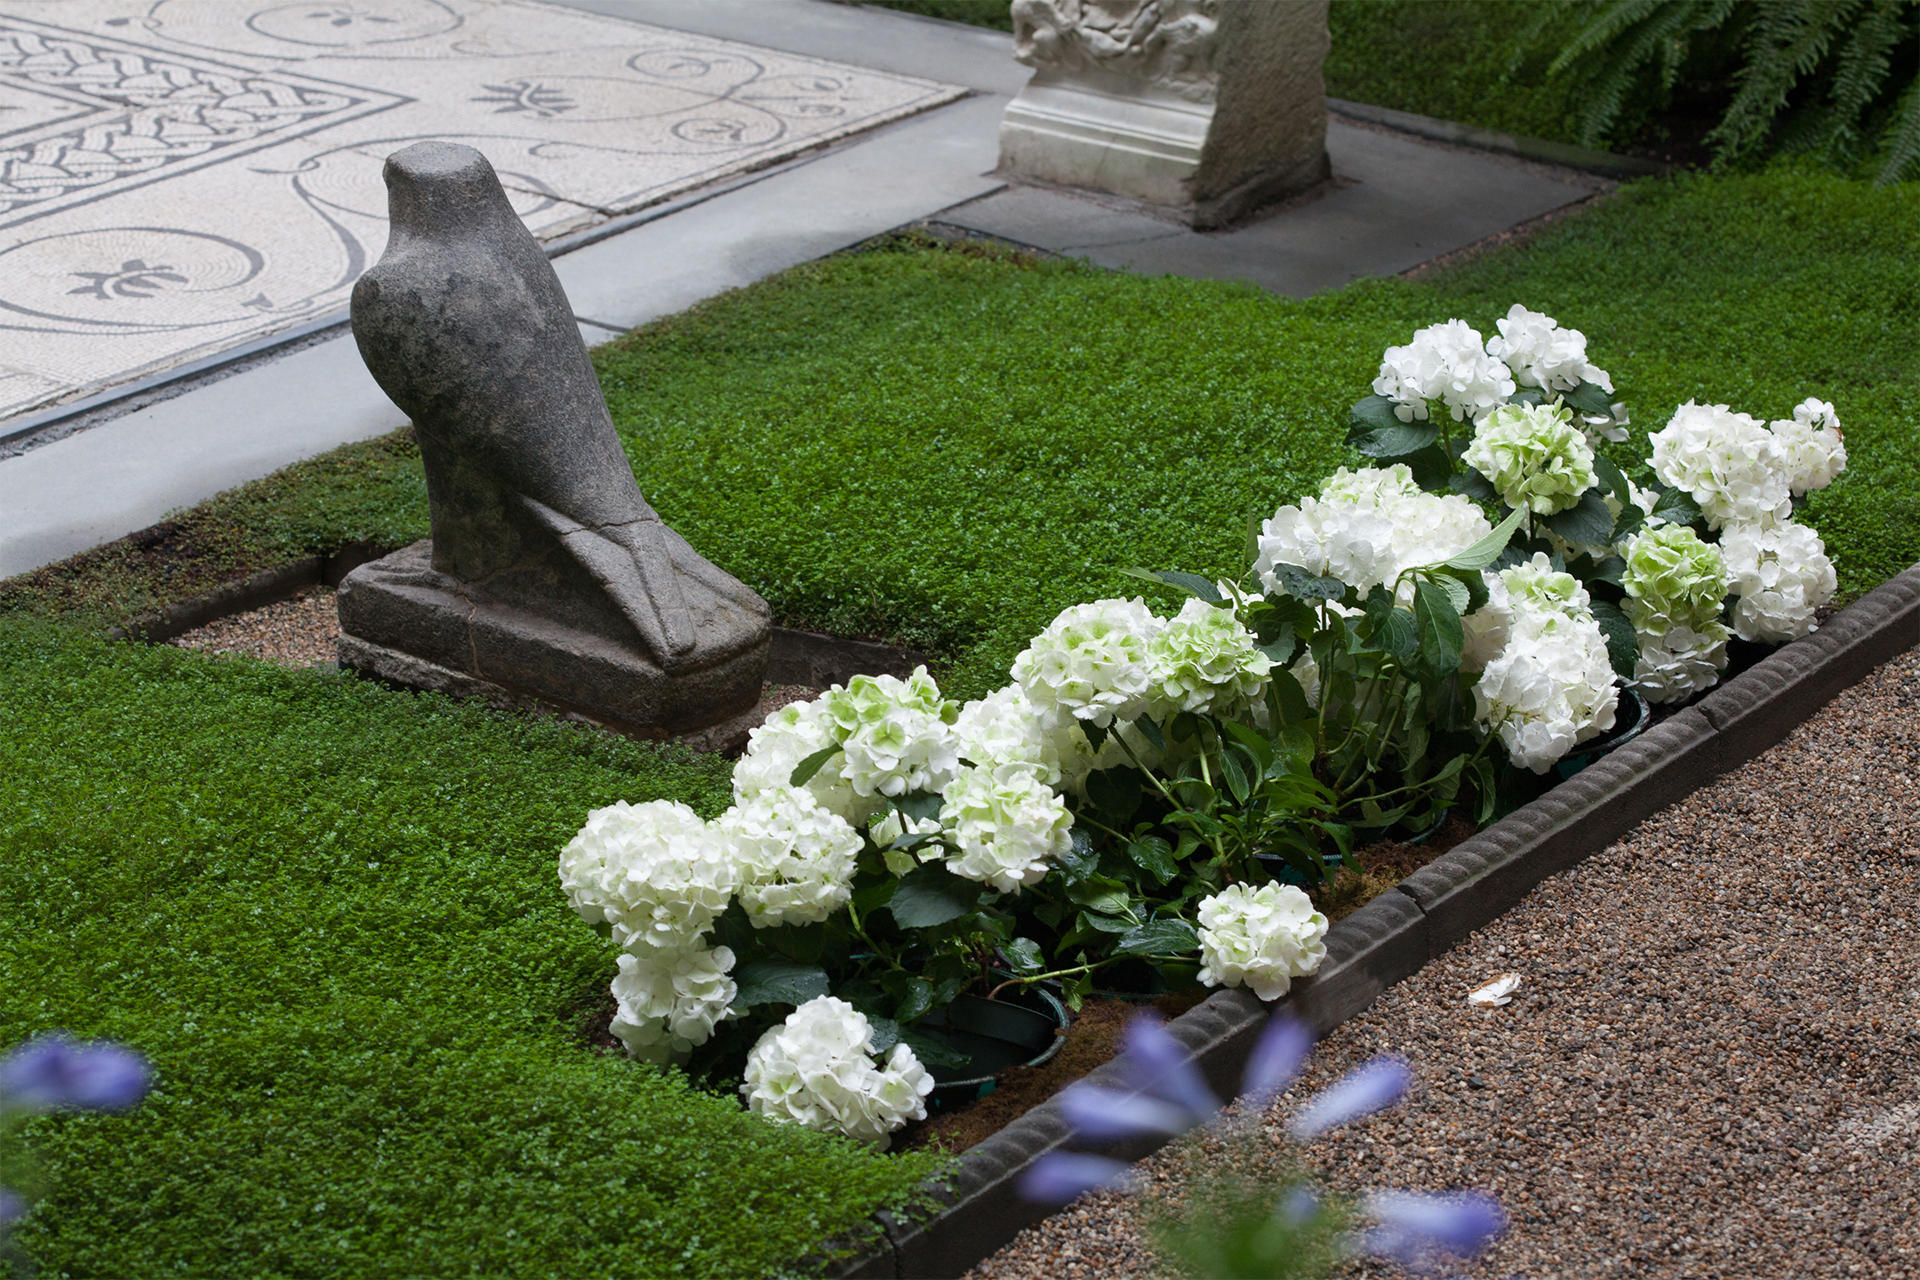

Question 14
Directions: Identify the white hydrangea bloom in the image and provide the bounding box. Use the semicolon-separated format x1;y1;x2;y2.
1620;524;1728;639
1196;883;1329;1001
1011;598;1164;728
1632;620;1731;705
1145;597;1273;718
953;684;1062;787
741;996;934;1147
715;786;863;929
1485;304;1610;395
1254;465;1491;598
1769;398;1847;497
558;800;741;951
826;667;961;801
937;763;1074;893
1720;520;1837;643
1460;571;1512;673
1462;400;1598;515
609;941;738;1062
733;698;870;826
1471;566;1619;773
1649;401;1792;530
1501;553;1592;616
1372;319;1515;423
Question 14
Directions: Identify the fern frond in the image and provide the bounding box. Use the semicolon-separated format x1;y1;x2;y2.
1877;74;1920;181
1550;0;1678;76
1823;0;1912;154
1708;0;1859;163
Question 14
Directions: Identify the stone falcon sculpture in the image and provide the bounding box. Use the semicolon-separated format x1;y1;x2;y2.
337;141;769;743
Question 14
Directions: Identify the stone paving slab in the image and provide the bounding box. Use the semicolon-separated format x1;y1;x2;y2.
0;0;960;419
940;118;1605;297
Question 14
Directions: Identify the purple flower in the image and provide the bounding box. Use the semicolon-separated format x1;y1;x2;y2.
1239;1014;1314;1110
1359;1190;1507;1267
0;1187;26;1230
1017;1152;1138;1204
1114;1015;1219;1121
0;1034;151;1113
1056;1083;1197;1141
1287;1056;1412;1138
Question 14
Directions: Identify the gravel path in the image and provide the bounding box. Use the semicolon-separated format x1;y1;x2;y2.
971;645;1920;1280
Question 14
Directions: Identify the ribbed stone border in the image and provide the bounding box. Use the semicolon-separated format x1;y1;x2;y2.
827;565;1920;1280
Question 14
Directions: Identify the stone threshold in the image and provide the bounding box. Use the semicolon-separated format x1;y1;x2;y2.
103;546;933;722
822;564;1920;1280
1325;98;1670;181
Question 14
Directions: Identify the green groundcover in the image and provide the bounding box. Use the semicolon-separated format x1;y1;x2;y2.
2;168;1915;1278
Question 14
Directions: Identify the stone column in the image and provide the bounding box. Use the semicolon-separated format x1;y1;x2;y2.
998;0;1331;229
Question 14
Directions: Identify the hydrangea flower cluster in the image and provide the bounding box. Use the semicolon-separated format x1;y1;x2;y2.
1620;525;1731;703
557;799;742;951
954;684;1064;787
1462;400;1599;516
718;785;864;928
824;669;961;802
1372;319;1516;423
938;763;1075;892
1770;398;1847;497
731;698;867;825
1485;303;1610;395
741;996;934;1148
1720;521;1838;643
1195;882;1329;1000
609;943;739;1062
1649;401;1793;530
1254;465;1492;598
1010;597;1163;728
1471;556;1618;772
1145;597;1274;718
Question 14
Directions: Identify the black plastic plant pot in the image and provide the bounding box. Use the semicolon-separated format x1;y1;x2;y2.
920;987;1069;1109
1555;685;1651;779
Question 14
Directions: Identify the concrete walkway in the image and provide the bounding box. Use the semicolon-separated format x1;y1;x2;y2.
0;0;1605;578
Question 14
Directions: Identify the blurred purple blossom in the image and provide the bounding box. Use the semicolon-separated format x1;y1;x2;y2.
1359;1190;1507;1269
0;1033;151;1113
1017;1151;1137;1204
1114;1015;1219;1119
0;1187;25;1230
1239;1014;1314;1110
1287;1056;1412;1139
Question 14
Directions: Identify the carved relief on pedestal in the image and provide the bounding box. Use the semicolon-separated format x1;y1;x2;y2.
1009;0;1220;102
999;0;1331;229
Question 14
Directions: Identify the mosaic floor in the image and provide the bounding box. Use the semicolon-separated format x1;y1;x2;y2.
0;0;961;420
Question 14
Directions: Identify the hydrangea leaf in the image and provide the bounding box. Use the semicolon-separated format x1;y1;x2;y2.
1565;379;1617;417
1111;918;1200;959
900;1029;972;1071
1000;937;1046;976
1119;567;1224;604
888;862;983;928
1412;578;1465;674
1347;393;1404;434
1544;488;1615;546
1651;486;1703;526
1268;563;1347;601
1588;598;1640;679
788;742;842;788
1085;766;1142;824
1125;836;1178;885
1448;467;1501;503
733;960;831;1009
1444;506;1527;572
1351;422;1442;459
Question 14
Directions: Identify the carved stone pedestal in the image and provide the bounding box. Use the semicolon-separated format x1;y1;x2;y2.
338;540;769;751
999;0;1331;228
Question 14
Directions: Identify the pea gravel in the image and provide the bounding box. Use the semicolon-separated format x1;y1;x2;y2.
970;644;1920;1280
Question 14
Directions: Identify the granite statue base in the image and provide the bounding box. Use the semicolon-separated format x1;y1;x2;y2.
337;539;770;750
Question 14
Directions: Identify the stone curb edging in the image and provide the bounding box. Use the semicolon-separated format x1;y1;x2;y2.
828;565;1920;1280
1326;98;1670;181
